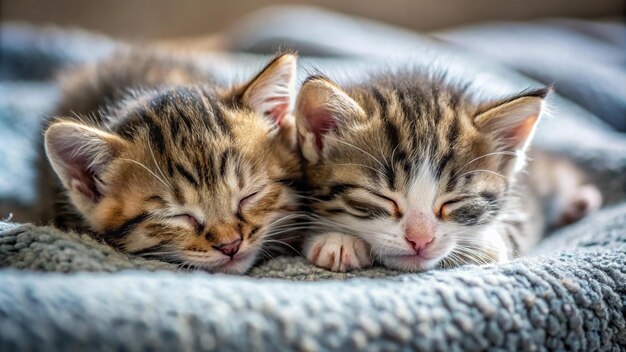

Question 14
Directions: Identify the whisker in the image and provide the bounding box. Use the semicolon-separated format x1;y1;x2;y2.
322;163;387;179
388;143;400;169
262;239;302;255
325;135;386;169
447;151;516;180
146;138;174;190
118;158;172;190
454;169;507;181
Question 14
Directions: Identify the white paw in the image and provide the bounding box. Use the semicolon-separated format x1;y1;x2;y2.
304;232;372;272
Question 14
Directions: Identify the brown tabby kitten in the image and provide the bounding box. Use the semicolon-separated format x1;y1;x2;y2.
39;50;301;274
295;72;602;272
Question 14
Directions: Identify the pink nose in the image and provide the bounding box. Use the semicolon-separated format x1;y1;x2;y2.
404;213;435;254
213;239;242;257
405;235;434;254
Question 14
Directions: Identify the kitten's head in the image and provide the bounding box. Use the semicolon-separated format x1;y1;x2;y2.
45;54;300;274
296;74;548;271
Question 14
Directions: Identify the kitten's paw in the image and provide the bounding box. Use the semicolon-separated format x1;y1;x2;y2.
555;184;602;227
304;233;372;272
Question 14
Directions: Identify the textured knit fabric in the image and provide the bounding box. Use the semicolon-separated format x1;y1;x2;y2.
1;205;625;351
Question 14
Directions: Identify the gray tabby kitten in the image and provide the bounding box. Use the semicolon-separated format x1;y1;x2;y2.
294;72;602;272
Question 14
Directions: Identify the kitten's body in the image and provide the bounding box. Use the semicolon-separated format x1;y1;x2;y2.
295;71;601;272
39;49;302;274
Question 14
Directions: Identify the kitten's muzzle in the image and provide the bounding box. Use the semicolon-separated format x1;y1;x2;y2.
213;238;242;257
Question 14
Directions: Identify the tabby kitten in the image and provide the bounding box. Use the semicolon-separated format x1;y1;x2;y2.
295;72;602;272
40;50;301;274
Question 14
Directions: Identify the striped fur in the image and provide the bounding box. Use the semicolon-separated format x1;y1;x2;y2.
296;71;601;272
39;49;301;274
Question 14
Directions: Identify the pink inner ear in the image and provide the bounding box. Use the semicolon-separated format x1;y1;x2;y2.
68;166;99;202
56;143;101;202
503;115;538;149
72;174;98;202
264;96;289;126
306;108;337;150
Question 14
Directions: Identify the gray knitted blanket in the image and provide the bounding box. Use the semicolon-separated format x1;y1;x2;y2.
1;9;626;351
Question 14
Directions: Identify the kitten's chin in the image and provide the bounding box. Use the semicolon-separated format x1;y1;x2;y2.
191;251;259;275
379;253;446;272
216;257;257;275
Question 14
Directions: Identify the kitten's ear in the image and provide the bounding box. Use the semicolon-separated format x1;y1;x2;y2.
45;121;128;203
475;87;550;151
296;77;364;164
240;53;297;127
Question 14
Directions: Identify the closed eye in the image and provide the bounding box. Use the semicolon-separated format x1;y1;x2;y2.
345;188;399;219
342;197;392;219
147;195;163;202
238;191;260;211
170;213;202;230
370;191;400;212
439;199;466;220
438;193;500;225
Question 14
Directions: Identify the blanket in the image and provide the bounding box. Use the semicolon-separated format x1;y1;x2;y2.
1;8;625;351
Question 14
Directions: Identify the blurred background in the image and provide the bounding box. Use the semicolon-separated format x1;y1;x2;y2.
3;0;624;40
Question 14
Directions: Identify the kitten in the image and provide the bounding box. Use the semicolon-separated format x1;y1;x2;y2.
295;72;602;272
38;50;301;274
